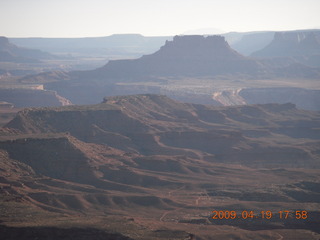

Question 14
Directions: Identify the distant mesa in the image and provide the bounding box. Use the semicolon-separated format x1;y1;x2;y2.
0;36;56;63
25;33;320;85
96;35;262;78
19;35;268;104
9;34;171;57
18;33;320;106
251;31;320;58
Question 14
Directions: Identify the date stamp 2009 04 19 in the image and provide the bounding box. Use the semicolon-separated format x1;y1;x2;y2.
211;210;308;220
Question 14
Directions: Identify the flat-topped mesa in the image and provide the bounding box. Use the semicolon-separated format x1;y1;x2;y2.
153;35;242;60
99;35;261;77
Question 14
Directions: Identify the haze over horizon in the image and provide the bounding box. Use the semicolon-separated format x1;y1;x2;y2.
1;0;320;38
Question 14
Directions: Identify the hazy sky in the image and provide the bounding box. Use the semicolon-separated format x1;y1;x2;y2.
1;0;320;37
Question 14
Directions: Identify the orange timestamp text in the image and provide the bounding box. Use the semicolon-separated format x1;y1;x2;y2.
211;210;308;220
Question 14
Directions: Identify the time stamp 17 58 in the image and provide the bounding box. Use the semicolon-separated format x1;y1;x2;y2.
211;210;308;220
